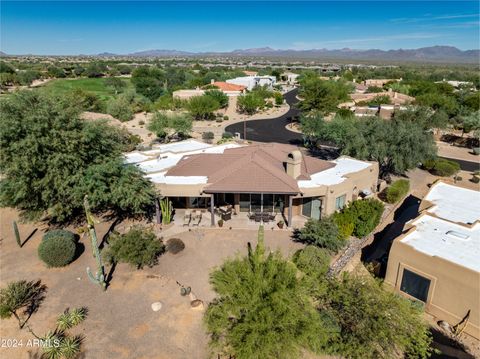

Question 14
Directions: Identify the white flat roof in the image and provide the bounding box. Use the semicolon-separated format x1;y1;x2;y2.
424;182;480;224
146;172;208;185
124;152;151;164
298;157;372;188
402;215;480;272
125;142;243;178
151;139;212;154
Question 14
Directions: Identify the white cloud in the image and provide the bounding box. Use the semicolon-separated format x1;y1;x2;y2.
390;13;479;23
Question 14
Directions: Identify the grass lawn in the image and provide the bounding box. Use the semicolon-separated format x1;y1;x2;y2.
39;77;133;103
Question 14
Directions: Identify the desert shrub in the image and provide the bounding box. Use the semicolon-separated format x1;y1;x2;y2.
106;226;165;269
223;115;229;121
431;158;460;176
341;199;384;238
38;230;77;267
293;245;330;277
471;175;480;183
422;158;437;170
106;96;134;122
222;131;233;139
385;179;410;203
165;238;185;254
204;89;229;109
202;131;215;141
0;280;47;329
332;211;354;240
297;217;346;253
274;92;284;105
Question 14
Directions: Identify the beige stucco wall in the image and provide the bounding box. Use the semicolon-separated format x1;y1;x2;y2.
295;160;379;217
385;238;480;339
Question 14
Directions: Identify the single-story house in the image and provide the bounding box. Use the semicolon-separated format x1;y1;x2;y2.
172;80;246;100
385;181;480;340
226;75;277;90
364;78;401;87
126;140;379;227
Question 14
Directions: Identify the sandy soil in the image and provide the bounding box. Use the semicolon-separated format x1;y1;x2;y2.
0;208;303;359
81;111;154;145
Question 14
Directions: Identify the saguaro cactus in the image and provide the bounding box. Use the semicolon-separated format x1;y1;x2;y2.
13;221;21;247
159;197;173;224
83;195;106;291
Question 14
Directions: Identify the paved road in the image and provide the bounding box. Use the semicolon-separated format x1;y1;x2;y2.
225;89;303;144
226;90;480;171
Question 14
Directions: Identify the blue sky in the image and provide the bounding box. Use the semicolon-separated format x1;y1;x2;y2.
1;1;479;55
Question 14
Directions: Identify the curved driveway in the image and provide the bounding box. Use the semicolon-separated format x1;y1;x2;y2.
226;89;479;170
225;89;303;144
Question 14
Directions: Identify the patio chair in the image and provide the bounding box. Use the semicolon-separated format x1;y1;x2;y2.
269;212;277;221
183;210;192;226
262;212;270;223
222;210;232;221
193;210;202;226
254;212;262;222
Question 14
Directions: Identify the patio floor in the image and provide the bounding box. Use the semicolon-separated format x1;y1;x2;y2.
171;209;308;231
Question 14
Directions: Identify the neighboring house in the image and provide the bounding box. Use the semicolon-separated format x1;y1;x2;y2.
364;78;400;87
435;79;474;90
243;70;258;76
281;72;300;85
172;89;205;100
349;90;414;106
172;80;246;100
226;75;277;90
126;141;379;227
385;181;480;340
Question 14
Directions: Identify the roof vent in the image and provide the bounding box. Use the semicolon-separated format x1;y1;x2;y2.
446;230;470;241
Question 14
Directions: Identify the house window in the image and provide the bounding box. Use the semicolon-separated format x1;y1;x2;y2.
400;269;431;302
335;194;346;211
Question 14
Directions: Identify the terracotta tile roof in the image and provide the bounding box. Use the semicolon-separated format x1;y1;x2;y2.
165;143;336;194
209;81;246;92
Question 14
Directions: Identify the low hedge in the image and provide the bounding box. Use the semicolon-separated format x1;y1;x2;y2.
385;179;410;204
423;158;460;177
339;199;384;238
38;230;77;267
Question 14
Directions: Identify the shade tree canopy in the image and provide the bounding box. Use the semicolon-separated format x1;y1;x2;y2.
0;91;155;223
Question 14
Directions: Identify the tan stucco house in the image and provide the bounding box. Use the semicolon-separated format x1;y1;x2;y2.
385;181;480;340
125;140;379;227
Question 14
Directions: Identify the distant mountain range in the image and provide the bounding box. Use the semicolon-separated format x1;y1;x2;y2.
2;46;479;63
100;46;479;63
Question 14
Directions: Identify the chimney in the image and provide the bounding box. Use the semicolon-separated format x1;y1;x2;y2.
285;151;302;179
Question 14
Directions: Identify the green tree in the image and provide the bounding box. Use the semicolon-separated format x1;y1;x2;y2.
299;77;352;114
297;217;346;253
204;227;331;359
47;65;66;78
131;66;166;101
0;91;155;222
105;226;165;269
148;111;192;140
106;94;134;121
104;77;126;94
204;89;229;108
322;274;433;359
0;61;16;74
84;63;104;78
237;92;264;115
186;94;220;120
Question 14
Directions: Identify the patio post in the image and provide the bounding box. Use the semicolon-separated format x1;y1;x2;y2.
210;194;215;227
155;197;161;224
287;195;293;228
